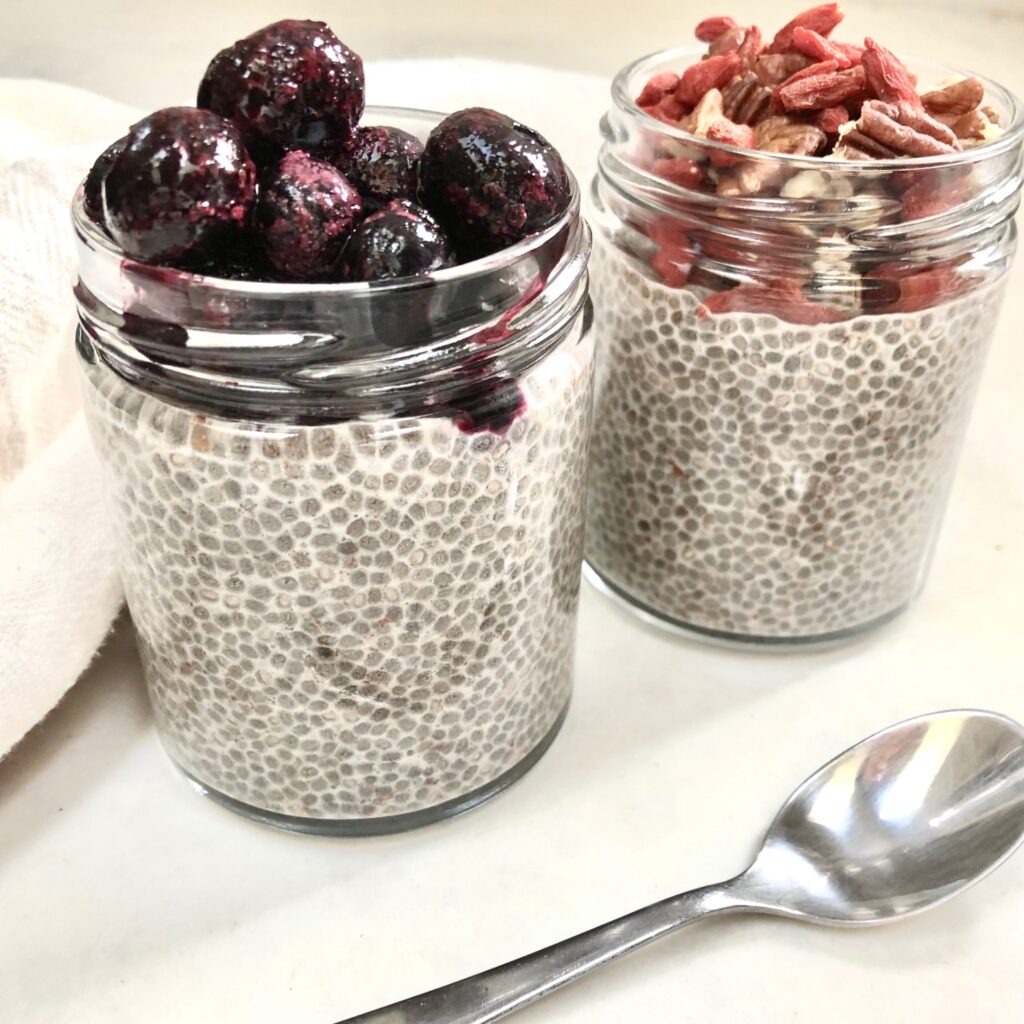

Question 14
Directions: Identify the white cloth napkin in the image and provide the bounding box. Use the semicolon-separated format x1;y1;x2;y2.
0;60;609;758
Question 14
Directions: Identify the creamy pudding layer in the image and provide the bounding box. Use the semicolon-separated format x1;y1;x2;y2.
585;234;1003;640
82;332;594;821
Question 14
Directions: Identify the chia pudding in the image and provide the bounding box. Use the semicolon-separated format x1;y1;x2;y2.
74;20;594;832
586;234;1003;640
80;326;593;825
585;7;1023;645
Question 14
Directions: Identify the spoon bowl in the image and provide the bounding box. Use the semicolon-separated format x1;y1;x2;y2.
741;710;1024;925
338;710;1024;1024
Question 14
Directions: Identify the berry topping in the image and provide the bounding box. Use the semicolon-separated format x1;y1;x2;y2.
198;19;364;165
255;150;362;280
341;199;453;282
419;107;571;258
83;137;125;224
102;107;256;264
334;125;423;205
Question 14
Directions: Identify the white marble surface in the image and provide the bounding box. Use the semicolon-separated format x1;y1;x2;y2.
2;2;1024;1021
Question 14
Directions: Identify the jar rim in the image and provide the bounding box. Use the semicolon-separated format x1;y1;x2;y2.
611;45;1024;171
72;103;582;297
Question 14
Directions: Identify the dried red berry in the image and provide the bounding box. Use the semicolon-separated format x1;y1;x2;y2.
768;4;844;55
864;262;963;313
777;63;867;112
833;41;865;65
815;104;851;134
676;53;742;106
637;72;682;108
791;27;852;68
709;27;746;55
706;118;757;162
697;280;846;324
650;157;703;188
695;16;739;42
651;247;693;287
862;39;920;107
900;176;968;221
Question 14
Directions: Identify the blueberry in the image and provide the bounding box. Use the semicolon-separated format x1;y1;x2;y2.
341;199;453;282
102;107;256;264
452;377;525;435
83;136;125;225
190;230;273;281
255;150;362;281
198;19;364;165
419;107;571;258
335;125;423;205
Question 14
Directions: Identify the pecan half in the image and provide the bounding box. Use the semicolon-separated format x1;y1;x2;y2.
834;100;961;159
754;52;812;86
949;108;1001;143
721;72;772;125
920;77;984;118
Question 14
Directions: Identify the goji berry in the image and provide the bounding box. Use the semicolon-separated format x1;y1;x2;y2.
648;217;691;249
708;117;757;151
862;39;920;107
697;280;846;324
695;15;739;43
791;27;852;68
864;262;963;313
777;64;866;112
650;157;704;188
900;176;968;221
651;246;694;287
655;92;688;123
815;104;850;133
709;27;746;55
833;41;865;65
637;72;681;108
768;3;844;54
676;52;742;105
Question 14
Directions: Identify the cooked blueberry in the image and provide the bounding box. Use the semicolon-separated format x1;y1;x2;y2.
255;151;362;281
452;377;525;435
102;107;256;263
335;125;422;204
198;19;364;165
341;199;453;282
83;136;125;224
190;230;273;281
419;107;571;258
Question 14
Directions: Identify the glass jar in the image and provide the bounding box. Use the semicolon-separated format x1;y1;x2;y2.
74;107;594;835
585;50;1023;649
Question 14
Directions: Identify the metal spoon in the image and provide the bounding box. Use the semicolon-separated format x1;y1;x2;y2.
337;710;1024;1024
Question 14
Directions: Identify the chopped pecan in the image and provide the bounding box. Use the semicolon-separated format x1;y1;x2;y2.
862;39;920;106
716;117;826;196
721;72;772;124
737;26;764;68
682;88;726;136
754;52;812;86
676;53;742;105
777;64;868;111
835;100;961;158
768;3;844;55
755;115;828;154
949;108;1001;143
920;77;984;117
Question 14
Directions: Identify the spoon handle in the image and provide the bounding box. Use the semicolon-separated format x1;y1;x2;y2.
335;882;743;1024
